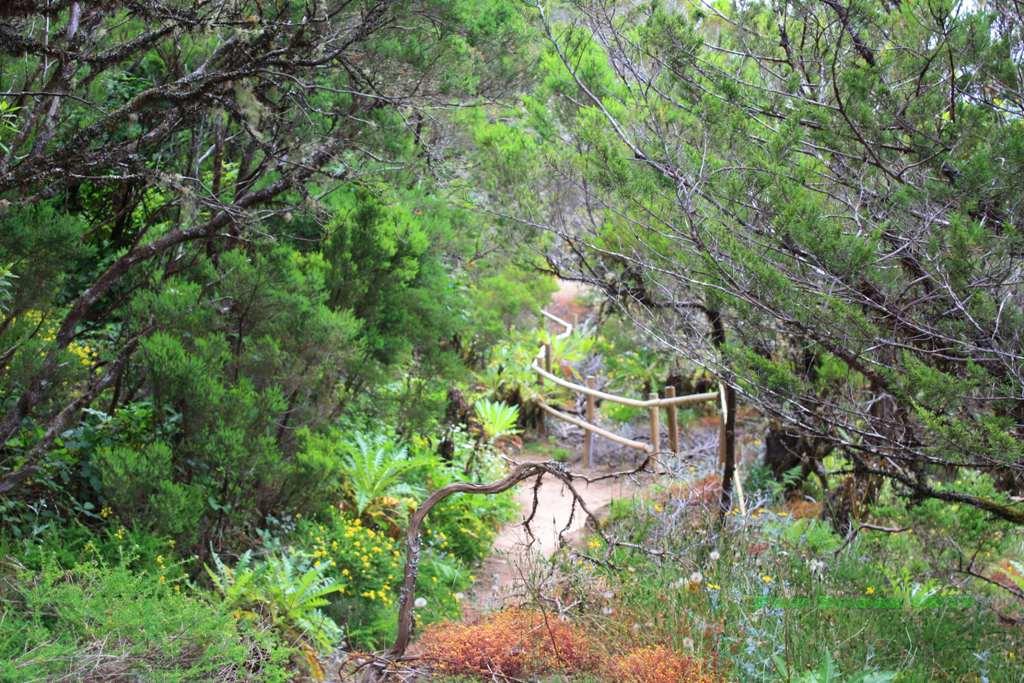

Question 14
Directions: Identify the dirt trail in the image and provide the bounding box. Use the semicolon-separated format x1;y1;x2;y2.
461;279;647;614
462;453;649;616
547;279;589;324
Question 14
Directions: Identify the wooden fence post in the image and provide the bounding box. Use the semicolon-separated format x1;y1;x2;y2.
718;395;726;467
664;385;679;455
648;391;660;455
537;342;551;437
583;375;596;468
718;381;741;514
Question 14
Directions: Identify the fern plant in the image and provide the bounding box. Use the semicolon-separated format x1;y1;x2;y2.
478;331;542;400
544;325;594;364
0;100;19;153
473;399;520;442
772;650;895;682
339;432;428;516
0;264;15;313
206;550;343;653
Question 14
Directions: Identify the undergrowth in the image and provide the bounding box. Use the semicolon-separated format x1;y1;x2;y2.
424;470;1022;682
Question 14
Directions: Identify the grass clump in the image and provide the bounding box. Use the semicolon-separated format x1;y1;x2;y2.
0;556;293;682
564;483;1023;683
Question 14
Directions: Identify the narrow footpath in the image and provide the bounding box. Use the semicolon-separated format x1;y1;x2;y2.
460;451;650;617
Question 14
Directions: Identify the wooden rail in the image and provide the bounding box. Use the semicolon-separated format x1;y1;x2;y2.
532;362;717;408
532;307;746;512
538;402;650;452
533;309;717;459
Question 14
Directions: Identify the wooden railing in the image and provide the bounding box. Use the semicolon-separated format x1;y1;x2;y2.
532;309;746;511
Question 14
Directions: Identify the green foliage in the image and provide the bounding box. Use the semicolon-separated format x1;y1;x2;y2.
746;464;808;503
0;99;18;151
207;550;343;654
478;323;596;416
95;441;205;541
77;245;366;549
0;554;292;682
569;495;1022;682
338;431;429;518
473;399;520;441
426;489;516;565
600;402;645;425
530;438;572;463
772;517;844;556
412;549;475;625
289;512;403;648
602;348;669;397
495;0;1024;532
772;651;896;683
261;432;514;650
0;263;14;312
0;2;548;676
0;202;93;315
478;328;545;403
324;187;450;367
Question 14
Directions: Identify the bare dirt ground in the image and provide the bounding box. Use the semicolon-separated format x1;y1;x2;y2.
462;451;651;618
459;279;647;617
547;278;591;325
458;278;738;618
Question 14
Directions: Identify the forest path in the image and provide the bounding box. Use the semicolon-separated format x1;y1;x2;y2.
461;451;651;619
460;279;654;616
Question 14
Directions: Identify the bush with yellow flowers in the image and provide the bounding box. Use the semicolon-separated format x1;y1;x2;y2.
423;489;516;565
292;511;404;647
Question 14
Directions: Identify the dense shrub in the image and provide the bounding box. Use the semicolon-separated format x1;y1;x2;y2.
206;550;343;658
0;555;292;682
290;512;404;648
418;608;595;677
278;436;515;648
570;491;1022;682
606;645;715;683
425;489;517;565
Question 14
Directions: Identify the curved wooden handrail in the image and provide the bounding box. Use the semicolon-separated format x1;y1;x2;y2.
538;401;651;452
534;309;574;362
541;309;574;338
532;306;720;462
532;361;717;408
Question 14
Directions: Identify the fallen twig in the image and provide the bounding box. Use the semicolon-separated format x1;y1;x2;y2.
834;522;911;556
